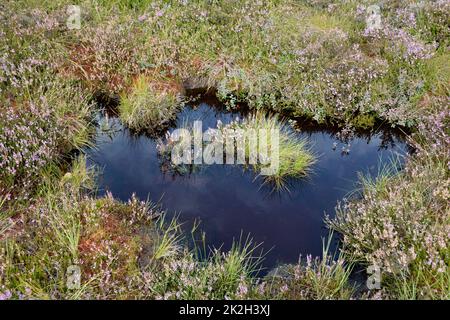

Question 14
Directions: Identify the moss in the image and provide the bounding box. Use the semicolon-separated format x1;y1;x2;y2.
351;113;377;129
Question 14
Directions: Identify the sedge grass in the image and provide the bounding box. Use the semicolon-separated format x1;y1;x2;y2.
119;75;181;133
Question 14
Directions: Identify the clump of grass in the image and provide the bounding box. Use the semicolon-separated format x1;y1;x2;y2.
147;234;263;300
223;112;316;190
151;214;183;261
119;75;182;134
0;196;13;239
422;52;450;97
273;125;316;188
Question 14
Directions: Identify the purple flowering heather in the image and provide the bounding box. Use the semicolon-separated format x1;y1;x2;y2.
0;99;58;201
0;289;12;300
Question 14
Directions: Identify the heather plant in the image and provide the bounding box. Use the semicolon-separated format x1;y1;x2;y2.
0;156;263;300
18;0;440;130
0;4;93;201
352;1;447;126
67;18;143;94
0;156;264;300
0;5;67;98
0;99;58;202
256;237;354;300
3;0;446;130
0;78;93;203
145;238;262;300
0;49;52;98
328;110;450;299
366;0;450;47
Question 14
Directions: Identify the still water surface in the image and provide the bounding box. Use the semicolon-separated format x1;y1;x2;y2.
86;98;407;269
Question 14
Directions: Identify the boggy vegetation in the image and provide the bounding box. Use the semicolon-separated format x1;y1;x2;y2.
0;0;449;299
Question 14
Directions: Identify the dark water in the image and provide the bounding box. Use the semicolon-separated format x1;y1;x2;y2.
85;98;408;270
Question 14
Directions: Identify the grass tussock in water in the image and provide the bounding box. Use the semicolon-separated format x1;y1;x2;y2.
119;75;182;133
222;112;316;190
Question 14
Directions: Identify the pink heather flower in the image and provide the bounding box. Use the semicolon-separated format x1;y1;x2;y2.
138;14;148;22
237;283;248;296
0;290;12;300
306;254;313;268
257;282;266;295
